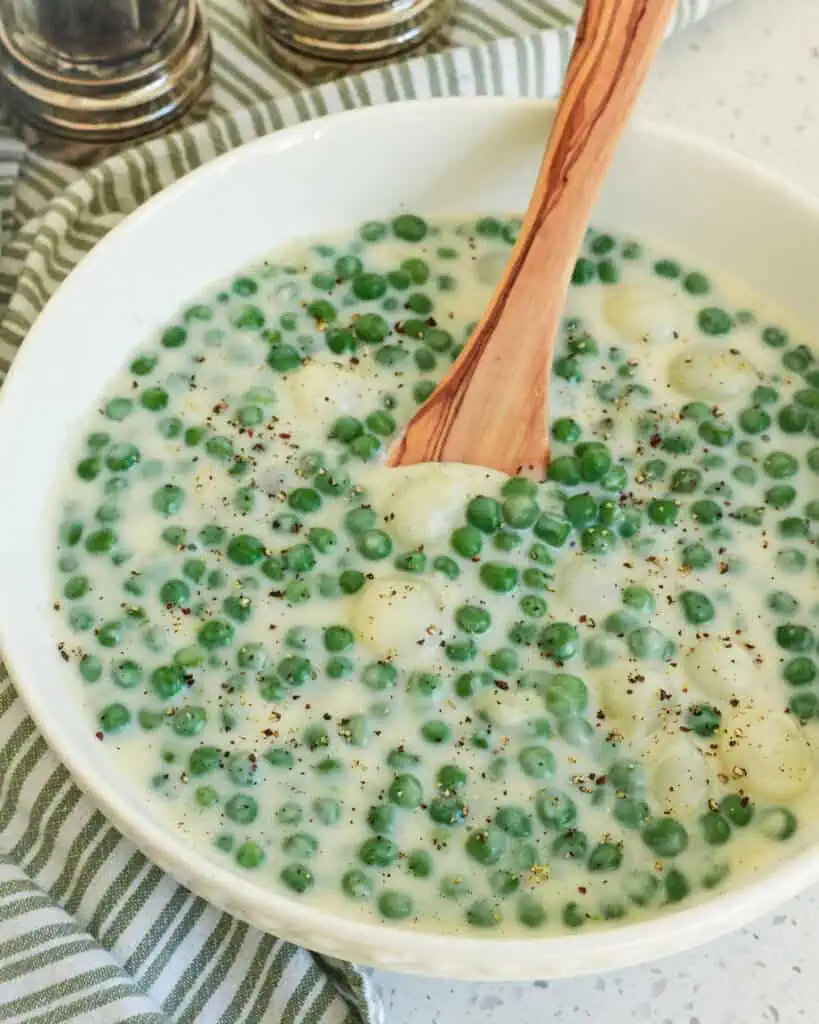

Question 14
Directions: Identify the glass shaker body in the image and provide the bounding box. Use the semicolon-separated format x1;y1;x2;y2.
7;0;184;63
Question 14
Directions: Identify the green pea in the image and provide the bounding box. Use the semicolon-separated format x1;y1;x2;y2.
577;442;612;482
572;258;596;285
140;387;168;412
679;589;715;625
681;543;712;570
612;796;648;829
111;660;142;688
406;672;442;699
621;585;654;615
738;406;771;434
647;499;678;526
64;575;89;600
225;794;258;825
226;534;266;566
768;591;800;615
683;271;710;294
378;891;414;920
699;420;734;447
455;604;491;634
464;496;501;534
699;811;731;846
588;842;623;872
453;669;491;698
421;720;452;744
194;784;218;808
283;543;315;573
488;647;519;674
511;894;544;929
544;673;588;717
334;254;363;279
278;656;314;686
534;787;577;830
267;344;302;373
552;830;588;859
280;864;314;893
465;826;506;865
361;661;397;691
691;499;723;524
341;869;373;902
227;751;258;787
564;492;598;529
642;817;688;857
70;608;94;632
276;802;303;826
778;404;809;433
325;327;356;354
721;794;754;827
159;578;190;607
698;307;733;335
518;745;555;780
627;626;672;661
76;456;101;482
533;513;571;548
98;703;130;733
451;525;483;558
663;868;690;904
552;417;581;444
389;773;423;809
759;807;798;841
494;806;532;838
105;397;133;421
214;834;234;854
789;692;818;721
764;484;796;510
395;550;427;573
189;745;220;776
686;703;721;737
85;528;117;554
287;487;322;515
538;622;579;661
783;657;817;686
776;624;814;652
367;805;394;834
581;526;616;555
428;795;467;826
97;620;123;648
198;619;234;649
357;529;392;560
172;705;207;737
282;833;319;861
702;863;731;890
762;451;798;479
359;836;398;867
312;797;341;827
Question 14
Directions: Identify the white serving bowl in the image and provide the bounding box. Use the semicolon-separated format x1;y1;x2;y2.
1;98;818;982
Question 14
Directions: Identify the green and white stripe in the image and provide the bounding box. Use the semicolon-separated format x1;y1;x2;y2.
0;1;730;1019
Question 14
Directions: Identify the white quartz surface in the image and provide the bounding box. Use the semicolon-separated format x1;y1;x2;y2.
372;0;819;1019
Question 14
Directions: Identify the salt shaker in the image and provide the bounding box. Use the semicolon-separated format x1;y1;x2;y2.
249;0;456;83
0;0;212;161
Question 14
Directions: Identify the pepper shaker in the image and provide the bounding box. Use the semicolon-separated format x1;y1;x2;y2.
0;0;212;162
249;0;456;83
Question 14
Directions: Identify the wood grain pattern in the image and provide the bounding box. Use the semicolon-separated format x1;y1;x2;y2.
389;0;676;479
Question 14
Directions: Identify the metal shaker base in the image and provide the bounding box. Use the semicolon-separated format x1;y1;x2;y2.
248;0;455;85
0;1;212;155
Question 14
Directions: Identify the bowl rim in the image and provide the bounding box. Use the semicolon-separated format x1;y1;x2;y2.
4;95;819;980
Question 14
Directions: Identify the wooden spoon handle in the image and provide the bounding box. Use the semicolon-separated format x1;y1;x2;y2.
389;0;675;478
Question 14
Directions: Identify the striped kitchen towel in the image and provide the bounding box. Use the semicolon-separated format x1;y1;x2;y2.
0;1;732;1021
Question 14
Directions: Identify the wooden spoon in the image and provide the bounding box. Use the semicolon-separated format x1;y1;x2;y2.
389;0;676;479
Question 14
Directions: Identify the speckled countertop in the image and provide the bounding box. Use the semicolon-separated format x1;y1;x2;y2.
372;1;819;1020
